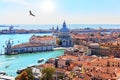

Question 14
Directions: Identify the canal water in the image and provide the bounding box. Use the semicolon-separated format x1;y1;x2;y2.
0;33;64;77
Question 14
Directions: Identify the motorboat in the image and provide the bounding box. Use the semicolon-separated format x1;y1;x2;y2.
27;64;37;68
5;65;9;68
16;68;25;74
38;58;44;63
0;71;6;75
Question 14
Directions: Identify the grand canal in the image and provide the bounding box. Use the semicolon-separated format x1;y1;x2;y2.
0;33;64;77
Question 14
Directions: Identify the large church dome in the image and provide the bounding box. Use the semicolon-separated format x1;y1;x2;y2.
60;21;69;32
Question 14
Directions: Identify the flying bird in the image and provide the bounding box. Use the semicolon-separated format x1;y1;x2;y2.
29;10;35;16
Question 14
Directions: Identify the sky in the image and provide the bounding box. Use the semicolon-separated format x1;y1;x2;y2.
0;0;120;24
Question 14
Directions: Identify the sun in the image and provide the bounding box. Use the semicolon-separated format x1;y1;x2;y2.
40;0;55;12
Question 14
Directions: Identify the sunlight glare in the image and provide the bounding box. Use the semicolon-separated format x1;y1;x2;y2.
40;0;55;12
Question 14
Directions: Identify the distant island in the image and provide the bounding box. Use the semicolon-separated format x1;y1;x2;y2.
0;25;120;34
0;25;52;34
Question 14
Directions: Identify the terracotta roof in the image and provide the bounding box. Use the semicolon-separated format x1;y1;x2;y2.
30;36;54;41
39;63;54;68
12;42;52;48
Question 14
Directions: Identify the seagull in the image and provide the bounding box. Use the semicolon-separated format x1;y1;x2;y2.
29;10;35;16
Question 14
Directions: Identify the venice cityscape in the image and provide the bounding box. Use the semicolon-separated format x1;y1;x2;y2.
1;0;120;80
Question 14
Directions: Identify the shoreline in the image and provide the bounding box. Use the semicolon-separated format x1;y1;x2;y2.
53;47;72;50
1;48;65;55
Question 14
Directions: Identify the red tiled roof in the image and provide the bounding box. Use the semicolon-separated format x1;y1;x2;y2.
30;36;54;41
12;42;52;48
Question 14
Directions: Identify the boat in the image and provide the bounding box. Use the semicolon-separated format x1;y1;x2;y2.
0;71;6;75
16;68;25;74
0;75;15;80
27;64;37;68
5;65;9;68
38;58;44;63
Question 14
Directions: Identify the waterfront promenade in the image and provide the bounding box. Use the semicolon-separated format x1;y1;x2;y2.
53;47;72;50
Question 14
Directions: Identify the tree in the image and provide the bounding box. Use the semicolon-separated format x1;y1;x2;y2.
15;71;28;80
26;68;34;80
118;34;120;37
44;35;47;37
15;68;34;80
59;74;64;80
56;38;62;46
90;33;94;36
73;38;79;45
41;67;55;80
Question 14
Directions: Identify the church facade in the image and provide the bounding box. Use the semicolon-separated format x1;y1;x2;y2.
53;21;73;47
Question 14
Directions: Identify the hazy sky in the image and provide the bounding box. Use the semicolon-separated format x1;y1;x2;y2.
0;0;120;24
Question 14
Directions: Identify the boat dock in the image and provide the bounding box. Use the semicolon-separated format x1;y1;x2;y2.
53;47;72;50
0;71;15;80
0;75;15;80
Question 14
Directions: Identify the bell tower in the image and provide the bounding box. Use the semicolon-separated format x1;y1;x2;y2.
5;40;13;55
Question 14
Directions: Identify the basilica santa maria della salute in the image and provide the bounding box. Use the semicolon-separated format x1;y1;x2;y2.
52;21;73;47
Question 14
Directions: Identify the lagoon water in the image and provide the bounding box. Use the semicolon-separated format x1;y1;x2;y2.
0;33;64;77
0;24;120;30
0;50;64;77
